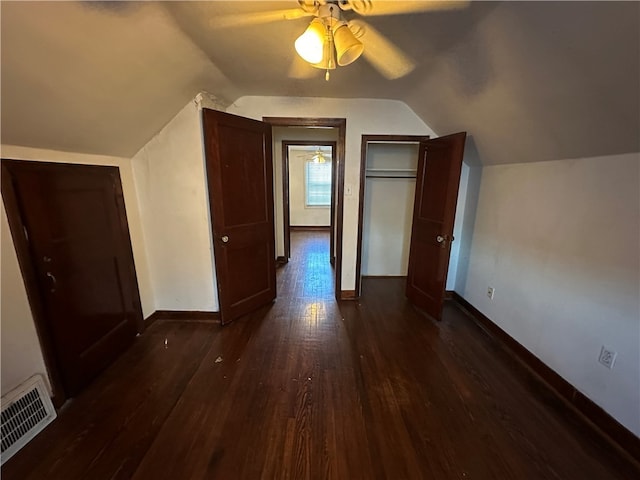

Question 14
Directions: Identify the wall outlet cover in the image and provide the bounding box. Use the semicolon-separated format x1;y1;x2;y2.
598;346;617;369
487;286;495;300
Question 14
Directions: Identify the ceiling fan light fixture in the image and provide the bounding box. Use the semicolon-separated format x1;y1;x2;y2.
295;18;326;64
308;33;336;71
333;22;364;66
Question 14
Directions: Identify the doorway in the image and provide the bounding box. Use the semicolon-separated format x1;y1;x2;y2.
355;135;429;296
282;141;336;263
355;132;467;320
263;117;346;300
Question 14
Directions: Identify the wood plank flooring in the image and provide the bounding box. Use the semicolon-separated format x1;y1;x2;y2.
3;230;638;479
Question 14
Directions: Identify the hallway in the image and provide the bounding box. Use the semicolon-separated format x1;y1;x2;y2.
277;229;335;300
3;230;637;479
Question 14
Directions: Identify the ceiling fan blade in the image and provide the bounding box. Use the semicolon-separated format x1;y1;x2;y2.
350;20;415;79
345;0;469;16
210;8;313;28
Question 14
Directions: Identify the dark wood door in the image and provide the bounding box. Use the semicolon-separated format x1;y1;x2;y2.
1;160;143;397
202;109;277;325
406;132;466;320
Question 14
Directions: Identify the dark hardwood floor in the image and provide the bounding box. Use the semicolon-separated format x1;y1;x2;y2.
3;230;638;479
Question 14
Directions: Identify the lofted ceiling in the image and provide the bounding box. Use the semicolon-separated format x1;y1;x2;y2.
1;1;638;165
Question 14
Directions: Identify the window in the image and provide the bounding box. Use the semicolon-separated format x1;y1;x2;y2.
305;160;331;206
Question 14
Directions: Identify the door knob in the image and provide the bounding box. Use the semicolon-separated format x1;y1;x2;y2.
221;235;229;243
436;235;445;243
46;272;57;293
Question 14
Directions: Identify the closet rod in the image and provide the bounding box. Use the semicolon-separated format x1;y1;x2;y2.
365;175;416;179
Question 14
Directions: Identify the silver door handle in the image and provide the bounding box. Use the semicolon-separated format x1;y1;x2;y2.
221;235;229;243
436;235;445;243
46;272;57;292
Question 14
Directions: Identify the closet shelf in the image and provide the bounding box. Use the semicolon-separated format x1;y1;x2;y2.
365;168;416;179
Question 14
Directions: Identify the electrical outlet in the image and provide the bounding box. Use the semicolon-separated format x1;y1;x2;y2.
487;286;495;300
598;346;617;369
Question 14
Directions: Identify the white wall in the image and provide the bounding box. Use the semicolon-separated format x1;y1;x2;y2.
447;162;471;291
362;178;415;276
131;100;217;312
461;152;640;436
229;97;438;289
1;202;49;395
0;145;152;396
289;146;331;227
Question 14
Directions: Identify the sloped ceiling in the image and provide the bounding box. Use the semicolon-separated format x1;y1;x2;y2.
1;1;638;164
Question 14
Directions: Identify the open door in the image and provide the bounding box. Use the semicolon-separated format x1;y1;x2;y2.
202;109;276;325
406;132;466;320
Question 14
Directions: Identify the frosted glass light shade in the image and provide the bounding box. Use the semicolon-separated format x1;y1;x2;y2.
333;23;364;66
309;38;336;70
295;19;326;64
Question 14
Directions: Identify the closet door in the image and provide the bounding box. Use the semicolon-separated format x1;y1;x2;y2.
406;132;466;320
1;160;142;398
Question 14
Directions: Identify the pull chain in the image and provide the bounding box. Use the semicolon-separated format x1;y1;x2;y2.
325;6;334;81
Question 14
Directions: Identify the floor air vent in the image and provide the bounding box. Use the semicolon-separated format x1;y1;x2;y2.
1;375;56;464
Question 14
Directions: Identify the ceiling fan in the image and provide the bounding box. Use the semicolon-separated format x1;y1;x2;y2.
211;0;468;80
297;146;332;163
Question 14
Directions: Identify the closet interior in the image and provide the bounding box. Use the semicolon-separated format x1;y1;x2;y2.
361;140;421;278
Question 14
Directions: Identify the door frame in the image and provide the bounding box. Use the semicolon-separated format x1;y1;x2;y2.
1;159;144;406
354;135;430;297
281;140;337;262
263;117;346;299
